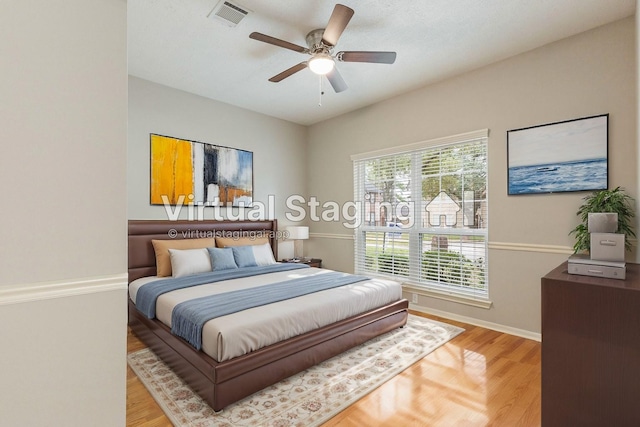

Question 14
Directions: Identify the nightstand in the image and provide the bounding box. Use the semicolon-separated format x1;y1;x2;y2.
282;258;322;268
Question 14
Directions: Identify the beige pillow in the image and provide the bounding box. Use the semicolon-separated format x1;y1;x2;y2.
215;236;269;248
152;238;215;277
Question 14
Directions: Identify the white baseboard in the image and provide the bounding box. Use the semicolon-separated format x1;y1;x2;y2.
0;273;128;306
410;303;541;342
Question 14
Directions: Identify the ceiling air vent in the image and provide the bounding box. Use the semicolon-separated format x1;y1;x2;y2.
208;1;250;27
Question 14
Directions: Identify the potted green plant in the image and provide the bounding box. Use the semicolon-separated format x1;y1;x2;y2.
569;186;636;254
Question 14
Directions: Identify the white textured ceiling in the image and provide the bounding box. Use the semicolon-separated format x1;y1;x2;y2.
128;0;636;126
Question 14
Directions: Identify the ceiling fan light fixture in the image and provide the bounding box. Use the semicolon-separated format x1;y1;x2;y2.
308;54;335;75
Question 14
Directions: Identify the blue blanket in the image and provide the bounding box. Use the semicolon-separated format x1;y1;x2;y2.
172;271;370;350
135;263;309;318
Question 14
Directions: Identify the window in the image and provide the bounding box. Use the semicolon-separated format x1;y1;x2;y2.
352;130;488;301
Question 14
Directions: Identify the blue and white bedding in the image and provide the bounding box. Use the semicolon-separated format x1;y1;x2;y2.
129;265;402;362
135;263;310;318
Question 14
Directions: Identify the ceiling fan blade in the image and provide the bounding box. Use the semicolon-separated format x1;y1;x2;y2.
268;62;308;82
326;67;348;93
321;4;354;46
337;51;397;64
249;32;308;53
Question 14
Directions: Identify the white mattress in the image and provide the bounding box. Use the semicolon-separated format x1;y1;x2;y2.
129;267;402;362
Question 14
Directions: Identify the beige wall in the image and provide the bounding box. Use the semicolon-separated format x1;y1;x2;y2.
0;0;128;425
1;1;128;285
128;76;308;224
306;17;637;335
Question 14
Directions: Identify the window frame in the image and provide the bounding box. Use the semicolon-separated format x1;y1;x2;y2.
351;130;490;305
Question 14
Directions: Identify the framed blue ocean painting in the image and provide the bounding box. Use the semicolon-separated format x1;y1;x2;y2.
507;114;608;195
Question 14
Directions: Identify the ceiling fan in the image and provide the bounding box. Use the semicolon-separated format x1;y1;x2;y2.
249;4;396;93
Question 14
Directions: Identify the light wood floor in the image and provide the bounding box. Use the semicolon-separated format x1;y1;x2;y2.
126;311;541;426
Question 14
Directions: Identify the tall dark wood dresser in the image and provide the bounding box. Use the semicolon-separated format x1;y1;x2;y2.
541;262;640;426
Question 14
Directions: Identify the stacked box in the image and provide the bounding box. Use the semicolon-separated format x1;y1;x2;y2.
568;213;625;280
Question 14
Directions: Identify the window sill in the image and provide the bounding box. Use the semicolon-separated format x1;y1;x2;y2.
402;283;493;309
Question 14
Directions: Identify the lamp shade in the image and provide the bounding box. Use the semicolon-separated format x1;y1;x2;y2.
286;226;309;240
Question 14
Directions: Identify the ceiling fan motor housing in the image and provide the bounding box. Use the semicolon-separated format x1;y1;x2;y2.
306;29;332;54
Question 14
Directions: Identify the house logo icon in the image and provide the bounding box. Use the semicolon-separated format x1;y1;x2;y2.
426;191;460;227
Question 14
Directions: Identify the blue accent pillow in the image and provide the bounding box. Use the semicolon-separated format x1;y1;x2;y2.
207;247;238;270
232;245;258;268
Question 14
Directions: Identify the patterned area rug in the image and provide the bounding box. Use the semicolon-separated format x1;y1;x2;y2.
128;315;463;427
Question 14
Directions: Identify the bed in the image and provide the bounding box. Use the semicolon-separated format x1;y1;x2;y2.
128;219;409;411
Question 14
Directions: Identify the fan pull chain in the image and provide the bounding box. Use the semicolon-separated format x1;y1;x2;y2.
318;75;324;107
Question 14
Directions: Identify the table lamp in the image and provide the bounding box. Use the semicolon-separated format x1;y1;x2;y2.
286;226;309;261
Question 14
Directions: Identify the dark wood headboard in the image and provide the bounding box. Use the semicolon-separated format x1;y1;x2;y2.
128;219;278;283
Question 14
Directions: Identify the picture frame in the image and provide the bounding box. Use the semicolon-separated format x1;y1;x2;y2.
507;114;608;195
150;134;253;207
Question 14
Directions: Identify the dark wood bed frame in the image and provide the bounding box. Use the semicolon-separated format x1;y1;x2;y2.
128;219;409;411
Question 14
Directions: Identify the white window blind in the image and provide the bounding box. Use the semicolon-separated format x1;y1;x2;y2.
353;130;488;298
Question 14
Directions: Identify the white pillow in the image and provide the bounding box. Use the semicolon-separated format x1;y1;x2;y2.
168;248;212;278
252;243;277;266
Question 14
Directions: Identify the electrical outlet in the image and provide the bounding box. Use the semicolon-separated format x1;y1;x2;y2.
411;293;418;304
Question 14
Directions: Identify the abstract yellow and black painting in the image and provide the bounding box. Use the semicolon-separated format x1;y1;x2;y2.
150;134;253;207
